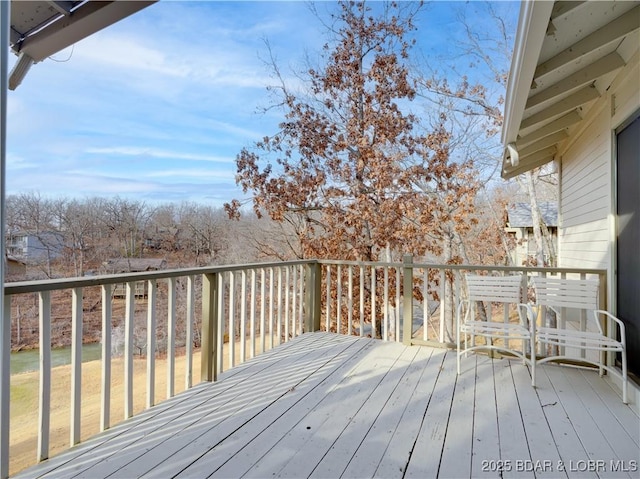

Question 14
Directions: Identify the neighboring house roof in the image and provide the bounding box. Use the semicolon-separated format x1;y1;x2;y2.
8;0;156;89
104;258;167;273
506;202;558;228
501;1;640;179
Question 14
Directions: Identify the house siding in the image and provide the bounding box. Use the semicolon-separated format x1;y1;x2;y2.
559;110;611;270
559;52;639;278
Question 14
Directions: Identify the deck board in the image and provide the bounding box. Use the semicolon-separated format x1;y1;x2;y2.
470;357;500;479
495;361;534;479
12;332;638;479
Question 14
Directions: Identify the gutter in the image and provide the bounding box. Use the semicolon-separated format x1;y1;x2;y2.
501;0;555;176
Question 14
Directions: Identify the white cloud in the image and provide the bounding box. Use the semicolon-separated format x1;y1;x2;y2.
145;168;235;180
85;146;234;164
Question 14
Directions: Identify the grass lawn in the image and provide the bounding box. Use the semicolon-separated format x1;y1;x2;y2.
9;352;202;476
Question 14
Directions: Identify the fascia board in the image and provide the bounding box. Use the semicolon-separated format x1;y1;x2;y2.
18;1;157;62
501;0;555;147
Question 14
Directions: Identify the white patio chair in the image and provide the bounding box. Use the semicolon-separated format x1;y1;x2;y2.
456;274;535;384
531;276;628;404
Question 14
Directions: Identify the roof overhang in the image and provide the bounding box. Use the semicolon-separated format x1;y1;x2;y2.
501;1;640;179
9;0;157;90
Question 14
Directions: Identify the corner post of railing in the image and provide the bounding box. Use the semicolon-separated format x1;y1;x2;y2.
304;261;322;332
201;272;219;382
402;255;414;345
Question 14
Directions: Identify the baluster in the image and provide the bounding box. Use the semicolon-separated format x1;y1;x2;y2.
336;264;342;335
269;268;275;349
348;266;353;336
167;277;176;398
216;272;225;376
185;275;194;390
147;280;157;408
383;266;389;341
360;266;364;336
298;265;304;334
260;268;266;354
423;269;429;341
101;285;112;432
228;272;235;368
326;264;331;332
38;291;51;460
396;267;401;342
240;270;247;362
371;266;377;338
277;267;283;344
250;269;256;358
71;288;82;445
291;266;297;338
284;266;290;342
124;282;135;419
439;270;446;344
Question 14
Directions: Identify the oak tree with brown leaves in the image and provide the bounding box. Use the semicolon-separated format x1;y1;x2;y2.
226;1;478;268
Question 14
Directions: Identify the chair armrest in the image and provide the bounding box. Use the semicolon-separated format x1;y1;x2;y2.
594;310;626;347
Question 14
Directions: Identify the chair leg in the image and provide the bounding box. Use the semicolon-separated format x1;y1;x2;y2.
622;350;628;404
530;339;536;388
599;350;605;377
456;326;461;376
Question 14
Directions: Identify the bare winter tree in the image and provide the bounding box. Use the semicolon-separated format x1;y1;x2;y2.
417;1;557;268
100;198;151;259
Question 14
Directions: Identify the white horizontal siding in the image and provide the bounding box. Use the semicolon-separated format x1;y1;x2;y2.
559;52;639;274
561;114;610;229
559;91;611;271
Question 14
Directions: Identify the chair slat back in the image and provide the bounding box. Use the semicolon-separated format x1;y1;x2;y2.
532;277;599;310
466;275;523;303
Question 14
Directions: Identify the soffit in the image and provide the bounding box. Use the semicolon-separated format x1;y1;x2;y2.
8;0;156;89
501;1;640;179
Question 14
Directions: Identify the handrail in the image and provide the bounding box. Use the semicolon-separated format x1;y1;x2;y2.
4;259;313;295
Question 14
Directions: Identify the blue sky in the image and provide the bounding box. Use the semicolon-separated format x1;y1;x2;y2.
6;1;518;207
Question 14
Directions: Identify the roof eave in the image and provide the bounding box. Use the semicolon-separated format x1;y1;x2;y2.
501;0;555;179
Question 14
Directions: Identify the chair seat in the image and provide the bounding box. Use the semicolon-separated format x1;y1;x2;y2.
461;321;530;339
537;327;624;351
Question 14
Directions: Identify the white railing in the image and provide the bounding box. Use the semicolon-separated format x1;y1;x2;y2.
0;257;608;477
317;257;608;351
1;260;314;478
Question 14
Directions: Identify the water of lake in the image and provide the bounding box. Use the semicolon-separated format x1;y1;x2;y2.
10;343;103;375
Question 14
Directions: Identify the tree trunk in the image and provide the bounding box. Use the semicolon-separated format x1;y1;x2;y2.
524;171;545;267
524;170;557;355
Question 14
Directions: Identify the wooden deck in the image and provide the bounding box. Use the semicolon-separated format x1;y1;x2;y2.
13;332;639;479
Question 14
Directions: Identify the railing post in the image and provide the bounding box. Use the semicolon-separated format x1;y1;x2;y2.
201;273;219;382
403;255;414;345
304;262;322;332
